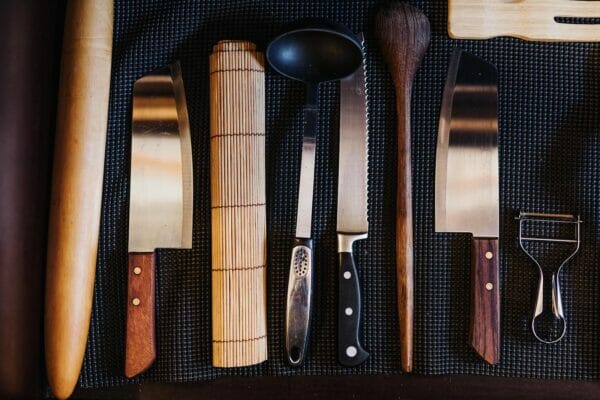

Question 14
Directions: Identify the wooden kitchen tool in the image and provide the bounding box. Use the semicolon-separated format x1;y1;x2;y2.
376;2;430;373
45;1;113;399
209;40;268;367
449;0;600;41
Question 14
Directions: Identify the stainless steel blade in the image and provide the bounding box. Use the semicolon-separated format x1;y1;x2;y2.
435;49;499;238
336;38;368;234
129;61;193;252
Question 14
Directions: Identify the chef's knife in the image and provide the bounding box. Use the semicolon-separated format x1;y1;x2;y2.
126;61;193;377
337;34;369;367
435;49;500;364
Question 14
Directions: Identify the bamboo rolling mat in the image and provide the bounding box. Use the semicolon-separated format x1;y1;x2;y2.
209;40;268;368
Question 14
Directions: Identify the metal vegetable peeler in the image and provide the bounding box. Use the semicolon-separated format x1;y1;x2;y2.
516;212;581;344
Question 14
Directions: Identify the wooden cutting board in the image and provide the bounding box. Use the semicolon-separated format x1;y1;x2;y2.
449;0;600;41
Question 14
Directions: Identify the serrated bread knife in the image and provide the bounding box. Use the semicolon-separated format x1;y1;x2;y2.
435;49;500;364
125;62;193;377
337;34;369;367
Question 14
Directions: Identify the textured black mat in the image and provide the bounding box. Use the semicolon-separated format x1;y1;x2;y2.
80;0;600;388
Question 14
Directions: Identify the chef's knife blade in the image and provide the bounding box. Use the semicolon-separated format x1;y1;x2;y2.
435;48;500;364
126;61;193;377
128;62;193;252
336;33;369;367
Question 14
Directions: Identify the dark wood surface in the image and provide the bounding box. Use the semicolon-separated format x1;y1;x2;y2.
470;237;500;365
125;252;157;378
72;374;600;400
0;1;62;399
375;2;431;373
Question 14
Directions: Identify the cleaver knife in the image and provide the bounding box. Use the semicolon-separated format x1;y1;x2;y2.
435;49;500;364
337;35;369;367
125;62;193;377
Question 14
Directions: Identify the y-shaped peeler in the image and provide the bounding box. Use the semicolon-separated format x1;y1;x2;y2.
516;212;581;344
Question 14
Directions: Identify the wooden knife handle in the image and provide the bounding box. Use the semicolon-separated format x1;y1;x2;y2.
45;1;113;399
376;2;430;373
125;252;157;377
470;237;500;365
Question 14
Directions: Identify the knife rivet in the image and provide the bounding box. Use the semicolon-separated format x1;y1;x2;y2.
485;251;493;260
133;267;142;275
343;271;351;280
345;307;353;316
485;283;494;291
132;298;140;306
346;346;357;358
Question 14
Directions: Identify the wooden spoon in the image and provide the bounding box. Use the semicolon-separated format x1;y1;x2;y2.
375;2;430;373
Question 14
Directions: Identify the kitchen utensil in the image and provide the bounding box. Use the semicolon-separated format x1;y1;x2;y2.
337;33;369;367
435;48;500;364
448;0;600;41
0;2;59;399
516;212;581;344
210;40;268;367
267;20;363;367
375;2;430;372
125;61;193;377
45;1;113;398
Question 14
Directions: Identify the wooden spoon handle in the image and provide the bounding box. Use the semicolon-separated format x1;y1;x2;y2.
396;90;414;373
125;252;157;377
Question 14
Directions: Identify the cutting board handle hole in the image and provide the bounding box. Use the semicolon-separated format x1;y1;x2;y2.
555;16;600;25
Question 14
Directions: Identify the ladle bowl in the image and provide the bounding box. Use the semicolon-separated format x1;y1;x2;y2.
267;21;363;86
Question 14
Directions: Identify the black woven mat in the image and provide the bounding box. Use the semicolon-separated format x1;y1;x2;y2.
80;0;600;388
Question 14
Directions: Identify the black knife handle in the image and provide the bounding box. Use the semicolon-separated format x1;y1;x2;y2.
285;238;313;366
338;233;369;367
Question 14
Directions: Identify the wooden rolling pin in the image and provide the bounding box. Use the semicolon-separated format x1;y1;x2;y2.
209;40;268;367
375;2;430;373
45;1;113;399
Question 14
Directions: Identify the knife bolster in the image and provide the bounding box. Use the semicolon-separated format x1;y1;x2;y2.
125;252;156;377
337;233;368;253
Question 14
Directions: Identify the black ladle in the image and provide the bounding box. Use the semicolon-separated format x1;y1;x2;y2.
267;20;363;367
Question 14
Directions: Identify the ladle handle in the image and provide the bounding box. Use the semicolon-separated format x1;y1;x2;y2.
285;84;319;366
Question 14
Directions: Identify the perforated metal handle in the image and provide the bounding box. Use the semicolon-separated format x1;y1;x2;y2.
285;238;313;366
